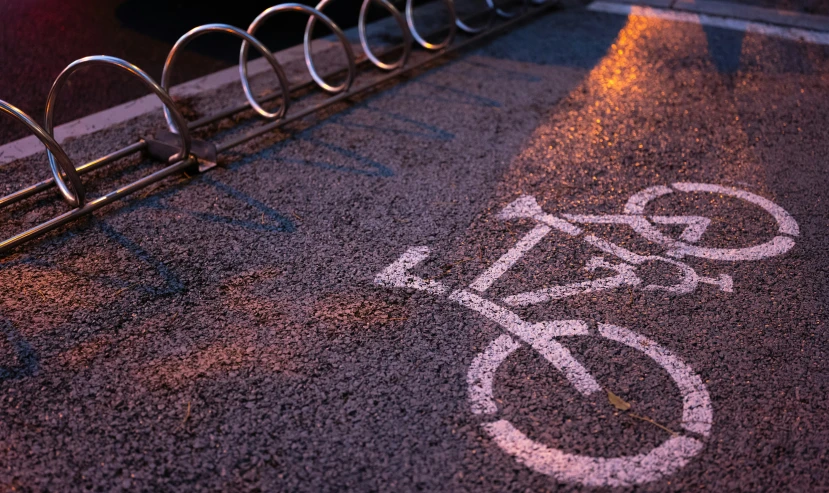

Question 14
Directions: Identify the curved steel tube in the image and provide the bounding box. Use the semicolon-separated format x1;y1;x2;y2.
406;0;457;50
486;0;528;19
46;57;191;198
0;8;491;212
454;0;496;33
0;0;556;255
238;3;353;95
1;100;85;207
165;24;291;125
299;2;357;92
358;0;413;70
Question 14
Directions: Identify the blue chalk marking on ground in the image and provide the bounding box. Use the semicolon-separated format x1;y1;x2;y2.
411;82;502;108
111;175;296;234
459;59;543;82
225;128;396;177
297;136;395;177
199;176;297;232
703;24;745;74
0;224;181;297
0;174;297;299
0;319;39;381
477;10;627;69
96;220;185;296
330;107;455;141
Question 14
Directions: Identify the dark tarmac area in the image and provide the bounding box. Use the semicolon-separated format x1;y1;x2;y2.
1;2;828;491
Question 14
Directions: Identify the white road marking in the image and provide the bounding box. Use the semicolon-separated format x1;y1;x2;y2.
571;183;799;261
468;334;521;415
469;224;551;292
503;256;641;306
624;185;673;214
374;246;448;295
471;322;712;487
598;323;712;436
567;214;687;250
588;1;829;46
498;196;583;235
483;420;705;488
0;42;334;166
636;256;733;294
504;247;733;305
666;235;796;261
650;215;711;243
375;181;796;486
450;289;600;396
672;183;799;237
663;183;798;260
583;235;648;264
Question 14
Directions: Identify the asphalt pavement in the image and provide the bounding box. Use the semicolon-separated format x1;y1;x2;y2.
0;2;828;491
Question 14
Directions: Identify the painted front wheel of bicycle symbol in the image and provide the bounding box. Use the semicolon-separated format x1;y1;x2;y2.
468;323;711;488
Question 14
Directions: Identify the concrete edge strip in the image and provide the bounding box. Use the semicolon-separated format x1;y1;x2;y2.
672;0;829;33
588;1;829;45
0;40;334;167
0;0;582;168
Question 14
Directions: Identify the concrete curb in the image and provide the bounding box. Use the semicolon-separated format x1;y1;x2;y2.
608;0;829;31
0;1;584;167
589;1;829;44
674;0;829;32
0;42;332;167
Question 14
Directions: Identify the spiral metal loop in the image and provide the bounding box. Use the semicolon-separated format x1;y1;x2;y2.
1;100;85;207
406;0;458;51
486;0;529;19
358;0;413;70
44;56;191;207
260;3;355;94
455;9;495;34
165;24;291;126
0;0;555;254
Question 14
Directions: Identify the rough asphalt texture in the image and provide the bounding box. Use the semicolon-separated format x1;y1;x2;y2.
1;4;828;492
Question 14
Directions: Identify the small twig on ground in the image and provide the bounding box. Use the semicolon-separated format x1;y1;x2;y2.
175;401;192;432
607;389;677;436
112;284;137;297
629;412;678;436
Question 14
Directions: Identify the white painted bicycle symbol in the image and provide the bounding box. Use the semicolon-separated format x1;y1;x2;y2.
375;183;798;487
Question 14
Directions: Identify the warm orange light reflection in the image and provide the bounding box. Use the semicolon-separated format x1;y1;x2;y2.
494;8;802;203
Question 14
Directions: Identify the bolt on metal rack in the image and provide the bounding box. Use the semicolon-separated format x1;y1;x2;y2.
0;0;556;255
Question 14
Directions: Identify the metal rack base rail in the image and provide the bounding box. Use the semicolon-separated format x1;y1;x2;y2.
0;0;557;256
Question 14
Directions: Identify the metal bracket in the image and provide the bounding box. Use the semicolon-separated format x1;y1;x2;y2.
145;131;219;173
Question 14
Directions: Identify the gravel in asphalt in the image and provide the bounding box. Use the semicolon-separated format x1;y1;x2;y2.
0;4;827;491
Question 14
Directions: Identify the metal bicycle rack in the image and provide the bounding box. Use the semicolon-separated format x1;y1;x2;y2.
0;0;556;255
